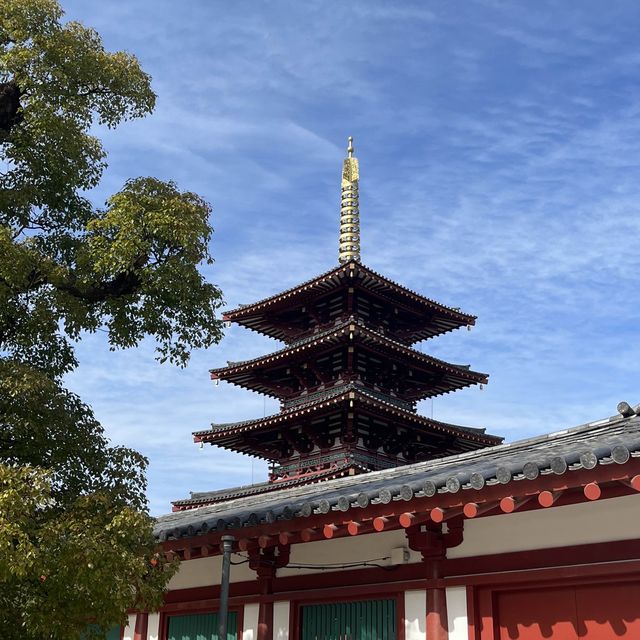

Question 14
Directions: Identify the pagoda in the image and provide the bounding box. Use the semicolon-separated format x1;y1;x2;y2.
173;138;501;511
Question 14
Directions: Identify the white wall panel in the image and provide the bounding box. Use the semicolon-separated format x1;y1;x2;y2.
147;612;160;640
278;529;420;577
404;590;426;640
167;555;255;590
273;601;290;640
445;586;467;640
243;602;260;640
122;614;136;640
449;493;640;558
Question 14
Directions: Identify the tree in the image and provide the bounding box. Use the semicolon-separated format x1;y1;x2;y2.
0;1;224;637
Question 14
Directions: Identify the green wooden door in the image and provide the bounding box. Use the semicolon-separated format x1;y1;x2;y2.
105;627;120;640
301;599;396;640
167;611;238;640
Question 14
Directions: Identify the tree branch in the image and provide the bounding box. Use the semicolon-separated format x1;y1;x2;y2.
54;269;143;303
0;80;23;133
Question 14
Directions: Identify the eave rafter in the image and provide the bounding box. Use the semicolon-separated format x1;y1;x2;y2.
209;318;488;401
172;462;364;512
223;262;475;343
160;457;640;559
194;386;498;451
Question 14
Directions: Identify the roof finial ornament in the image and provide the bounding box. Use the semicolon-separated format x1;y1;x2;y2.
339;135;360;264
347;135;354;157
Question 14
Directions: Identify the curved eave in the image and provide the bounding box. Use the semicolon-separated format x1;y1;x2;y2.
193;386;500;449
209;319;488;400
211;371;485;403
223;262;475;339
171;463;362;511
227;314;471;344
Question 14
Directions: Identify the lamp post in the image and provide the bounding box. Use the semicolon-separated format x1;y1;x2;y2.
219;535;235;640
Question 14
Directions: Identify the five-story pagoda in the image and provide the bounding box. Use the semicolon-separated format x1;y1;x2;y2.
173;138;501;512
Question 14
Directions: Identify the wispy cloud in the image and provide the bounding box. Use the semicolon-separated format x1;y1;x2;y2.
60;0;640;514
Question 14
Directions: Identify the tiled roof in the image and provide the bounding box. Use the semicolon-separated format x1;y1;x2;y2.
172;462;359;509
193;383;497;444
223;261;476;342
155;403;640;540
225;261;473;320
210;316;487;402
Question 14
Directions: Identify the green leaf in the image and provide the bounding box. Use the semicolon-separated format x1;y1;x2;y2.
0;1;217;637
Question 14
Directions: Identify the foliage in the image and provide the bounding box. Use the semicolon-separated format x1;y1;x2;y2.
0;465;175;640
1;361;149;509
0;0;223;636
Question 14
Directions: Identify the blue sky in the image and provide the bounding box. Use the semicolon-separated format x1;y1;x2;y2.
60;1;640;515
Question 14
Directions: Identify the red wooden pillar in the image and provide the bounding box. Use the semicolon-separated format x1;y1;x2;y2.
406;523;450;640
133;612;149;640
250;549;274;640
257;595;274;640
425;558;448;640
250;545;289;640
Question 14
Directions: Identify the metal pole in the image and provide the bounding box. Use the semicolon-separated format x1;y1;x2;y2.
218;535;235;640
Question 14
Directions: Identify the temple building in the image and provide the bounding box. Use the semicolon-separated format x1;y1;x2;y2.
173;138;500;512
125;140;640;640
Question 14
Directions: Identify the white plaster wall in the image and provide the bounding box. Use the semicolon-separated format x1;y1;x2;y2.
122;614;136;640
243;603;260;640
147;612;160;640
404;590;426;640
167;530;419;590
273;601;290;640
445;587;467;640
448;493;640;558
167;555;255;590
278;529;421;577
168;494;640;591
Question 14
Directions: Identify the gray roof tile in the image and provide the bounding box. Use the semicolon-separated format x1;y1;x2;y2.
155;406;640;541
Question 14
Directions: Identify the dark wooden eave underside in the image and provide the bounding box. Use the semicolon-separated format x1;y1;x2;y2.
172;460;368;511
193;385;501;457
210;318;487;402
223;261;475;343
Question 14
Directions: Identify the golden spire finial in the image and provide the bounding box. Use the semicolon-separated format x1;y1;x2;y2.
339;136;360;264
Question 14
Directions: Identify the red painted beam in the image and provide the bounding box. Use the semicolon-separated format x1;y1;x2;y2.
347;521;361;535
238;539;256;552
278;532;293;546
373;516;389;532
500;496;532;513
300;528;317;543
538;490;563;507
464;501;498;518
430;507;462;523
160;459;640;555
584;482;601;501
622;475;640;492
399;512;430;528
430;508;445;523
258;535;273;549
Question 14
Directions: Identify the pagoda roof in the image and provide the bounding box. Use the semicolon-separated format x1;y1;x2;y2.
211;317;488;401
172;458;370;511
155;403;640;541
224;261;475;342
194;383;501;455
